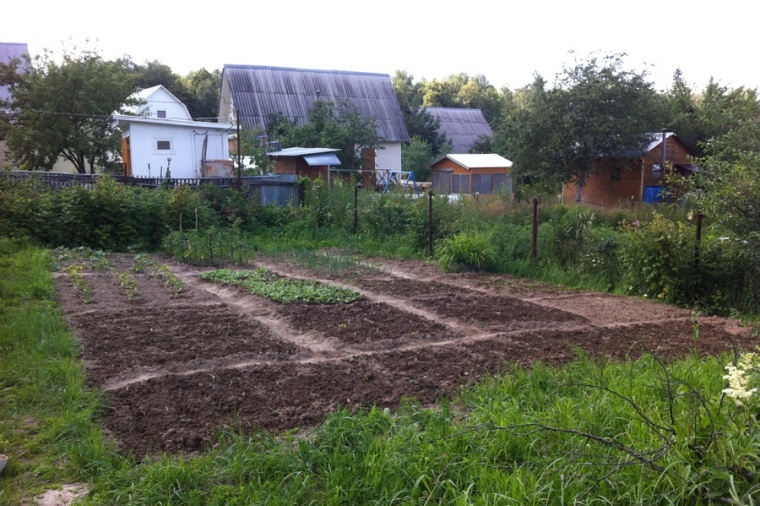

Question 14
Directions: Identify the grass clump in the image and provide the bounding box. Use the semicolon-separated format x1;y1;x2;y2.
200;267;362;304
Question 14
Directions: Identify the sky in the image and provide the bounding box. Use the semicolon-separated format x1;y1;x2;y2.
4;0;758;93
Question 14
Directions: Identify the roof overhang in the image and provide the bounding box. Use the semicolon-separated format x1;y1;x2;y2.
432;153;513;170
267;147;341;157
110;114;234;131
303;153;341;166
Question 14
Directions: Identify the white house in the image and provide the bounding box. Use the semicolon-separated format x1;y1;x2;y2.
218;65;409;179
111;85;235;179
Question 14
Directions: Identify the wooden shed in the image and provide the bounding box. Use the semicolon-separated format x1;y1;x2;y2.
266;147;341;181
562;132;698;206
431;154;513;195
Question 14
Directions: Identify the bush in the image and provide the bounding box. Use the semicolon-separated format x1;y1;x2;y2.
618;213;697;304
436;232;496;272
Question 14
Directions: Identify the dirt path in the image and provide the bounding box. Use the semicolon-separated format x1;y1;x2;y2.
54;252;758;458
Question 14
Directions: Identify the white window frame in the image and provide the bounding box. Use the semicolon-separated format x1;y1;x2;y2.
155;139;174;153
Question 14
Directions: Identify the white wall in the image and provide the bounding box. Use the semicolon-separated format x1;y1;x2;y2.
374;142;402;174
128;123;229;179
136;87;192;120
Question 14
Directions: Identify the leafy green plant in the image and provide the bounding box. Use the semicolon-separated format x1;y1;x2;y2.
618;213;696;304
150;263;185;297
131;253;151;273
201;268;362;303
162;227;256;266
116;270;139;300
65;264;93;303
435;232;496;272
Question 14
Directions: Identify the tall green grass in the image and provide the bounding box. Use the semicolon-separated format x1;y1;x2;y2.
0;238;124;505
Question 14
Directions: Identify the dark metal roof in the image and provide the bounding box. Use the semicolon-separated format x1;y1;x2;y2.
222;65;409;142
0;42;29;103
426;107;493;153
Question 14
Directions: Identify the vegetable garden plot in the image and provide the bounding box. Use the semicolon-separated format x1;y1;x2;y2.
53;253;760;460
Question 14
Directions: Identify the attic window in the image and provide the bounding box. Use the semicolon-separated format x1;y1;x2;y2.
156;140;172;151
157;110;167;119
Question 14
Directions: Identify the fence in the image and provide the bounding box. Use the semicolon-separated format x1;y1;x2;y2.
1;171;300;207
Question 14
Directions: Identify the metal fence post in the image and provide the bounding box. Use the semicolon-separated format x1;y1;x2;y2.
531;198;539;263
428;190;434;257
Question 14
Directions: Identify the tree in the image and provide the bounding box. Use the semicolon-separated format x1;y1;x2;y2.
0;47;137;173
392;70;448;156
401;136;434;181
497;53;664;200
268;99;381;169
420;72;504;126
181;68;221;120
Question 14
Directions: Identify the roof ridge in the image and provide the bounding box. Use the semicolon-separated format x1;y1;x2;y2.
223;64;389;77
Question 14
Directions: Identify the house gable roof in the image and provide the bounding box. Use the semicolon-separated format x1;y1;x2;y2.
221;65;409;143
124;85;192;120
433;153;512;170
426;107;493;153
621;131;689;158
0;42;30;104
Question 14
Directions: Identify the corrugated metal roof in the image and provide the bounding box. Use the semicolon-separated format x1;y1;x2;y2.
303;153;341;166
435;153;512;169
426;107;493;153
267;147;340;157
110;114;233;131
222;65;409;142
0;42;30;103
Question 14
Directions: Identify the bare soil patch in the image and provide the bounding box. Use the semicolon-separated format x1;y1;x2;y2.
53;253;760;459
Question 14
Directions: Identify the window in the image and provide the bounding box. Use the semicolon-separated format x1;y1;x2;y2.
493;174;513;193
652;163;662;179
157;110;167;119
432;173;451;194
472;174;493;194
452;174;470;193
156;140;172;151
611;167;621;181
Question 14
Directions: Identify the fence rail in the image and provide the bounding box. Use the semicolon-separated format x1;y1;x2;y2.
1;171;300;206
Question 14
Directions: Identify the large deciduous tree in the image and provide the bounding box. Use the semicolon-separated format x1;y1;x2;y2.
420;72;504;127
0;48;137;173
392;70;448;156
497;53;664;200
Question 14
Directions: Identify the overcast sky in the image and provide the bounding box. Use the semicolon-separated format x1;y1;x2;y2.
5;0;757;93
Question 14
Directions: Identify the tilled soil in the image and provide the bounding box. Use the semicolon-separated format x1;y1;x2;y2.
53;252;760;459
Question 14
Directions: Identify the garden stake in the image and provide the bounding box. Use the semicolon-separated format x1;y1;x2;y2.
531;198;539;262
694;211;703;269
428;190;434;257
354;181;362;233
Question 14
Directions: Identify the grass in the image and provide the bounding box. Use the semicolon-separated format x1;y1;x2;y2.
0;238;118;505
2;239;756;505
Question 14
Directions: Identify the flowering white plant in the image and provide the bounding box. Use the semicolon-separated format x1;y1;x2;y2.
723;352;758;407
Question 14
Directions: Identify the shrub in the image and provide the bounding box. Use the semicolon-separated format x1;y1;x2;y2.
617;213;696;304
436;232;496;272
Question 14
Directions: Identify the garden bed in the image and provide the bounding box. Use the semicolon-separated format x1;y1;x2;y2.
53;251;759;459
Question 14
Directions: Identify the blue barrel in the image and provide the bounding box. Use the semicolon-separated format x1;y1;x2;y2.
643;186;663;203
